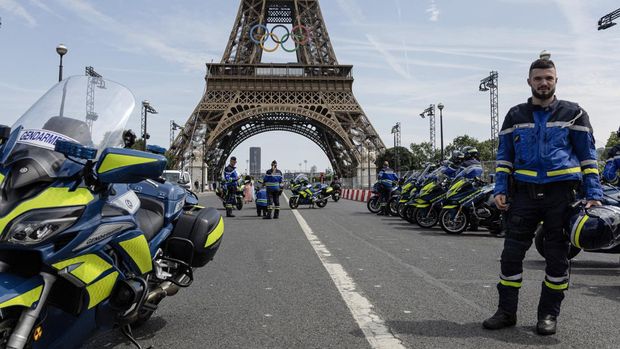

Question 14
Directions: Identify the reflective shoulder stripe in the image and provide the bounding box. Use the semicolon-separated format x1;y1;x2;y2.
496;167;511;174
583;168;599;175
569;125;591;133
580;160;598;167
547;167;581;177
499;128;514;136
515;169;537;177
499;122;535;136
546;121;566;128
496;160;513;168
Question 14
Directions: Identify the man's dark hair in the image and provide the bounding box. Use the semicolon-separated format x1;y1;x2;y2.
529;59;555;73
230;156;237;161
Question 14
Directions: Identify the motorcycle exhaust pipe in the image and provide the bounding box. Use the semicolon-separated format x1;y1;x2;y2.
146;274;190;304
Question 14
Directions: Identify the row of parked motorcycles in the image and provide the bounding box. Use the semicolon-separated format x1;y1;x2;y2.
288;176;341;209
0;76;225;348
367;164;620;260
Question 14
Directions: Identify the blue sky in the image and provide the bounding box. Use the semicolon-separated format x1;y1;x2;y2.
1;0;620;174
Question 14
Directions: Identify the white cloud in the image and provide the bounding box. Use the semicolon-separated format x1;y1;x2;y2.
426;0;440;22
0;0;37;26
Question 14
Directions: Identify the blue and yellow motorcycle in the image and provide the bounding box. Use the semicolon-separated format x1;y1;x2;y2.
0;76;224;349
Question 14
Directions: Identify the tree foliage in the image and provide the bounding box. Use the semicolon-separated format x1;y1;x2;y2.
374;146;414;173
406;134;497;170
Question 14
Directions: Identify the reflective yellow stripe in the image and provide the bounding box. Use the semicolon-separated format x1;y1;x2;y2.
582;168;599;175
499;280;522;288
496;167;511;174
52;254;111;284
97;154;157;174
0;187;93;235
515;169;537;177
443;205;458;209
205;217;224;248
0;285;43;309
119;235;152;274
414;204;430;208
0;173;4;186
573;215;589;249
447;179;465;197
86;272;118;309
544;280;568;290
547;167;580;177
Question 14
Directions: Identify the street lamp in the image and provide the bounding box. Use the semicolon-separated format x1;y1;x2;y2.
437;103;445;161
56;44;68;82
141;100;158;151
598;8;620;30
304;159;307;173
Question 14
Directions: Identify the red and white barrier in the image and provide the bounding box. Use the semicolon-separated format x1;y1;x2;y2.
341;188;373;202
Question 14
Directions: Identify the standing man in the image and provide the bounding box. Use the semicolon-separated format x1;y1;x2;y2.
483;56;603;335
377;161;398;216
223;156;240;218
263;160;283;219
602;127;620;185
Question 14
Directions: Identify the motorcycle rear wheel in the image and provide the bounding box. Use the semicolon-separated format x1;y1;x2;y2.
316;199;328;208
332;193;340;202
367;196;381;213
398;204;407;218
236;197;243;210
439;210;468;235
389;198;399;216
405;206;417;224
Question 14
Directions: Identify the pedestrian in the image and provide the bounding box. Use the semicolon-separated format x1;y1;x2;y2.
223;156;240;218
483;54;603;335
602;126;620;185
377;161;398;216
194;180;200;191
243;176;254;203
263;160;283;219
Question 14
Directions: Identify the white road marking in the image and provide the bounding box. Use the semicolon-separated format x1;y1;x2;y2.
284;194;406;349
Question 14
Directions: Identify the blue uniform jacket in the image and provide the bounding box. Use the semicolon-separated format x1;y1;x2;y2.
223;165;239;189
378;167;399;188
255;188;268;207
603;145;620;185
455;159;483;180
494;98;602;200
263;169;283;192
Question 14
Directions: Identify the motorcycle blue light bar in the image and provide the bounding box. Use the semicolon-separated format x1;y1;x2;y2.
55;140;98;160
146;144;167;155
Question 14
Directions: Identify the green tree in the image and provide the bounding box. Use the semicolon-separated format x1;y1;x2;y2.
605;130;619;149
374;146;414;173
409;141;440;168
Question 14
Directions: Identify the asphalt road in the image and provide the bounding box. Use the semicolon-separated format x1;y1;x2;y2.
85;193;619;349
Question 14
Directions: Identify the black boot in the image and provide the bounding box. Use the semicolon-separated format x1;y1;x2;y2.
257;208;262;217
226;208;235;218
482;309;517;330
263;210;272;219
273;209;279;219
536;315;557;335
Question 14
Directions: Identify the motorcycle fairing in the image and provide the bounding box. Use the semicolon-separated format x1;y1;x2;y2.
0;273;44;309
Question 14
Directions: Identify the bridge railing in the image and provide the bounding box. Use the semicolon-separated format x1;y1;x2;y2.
206;63;353;79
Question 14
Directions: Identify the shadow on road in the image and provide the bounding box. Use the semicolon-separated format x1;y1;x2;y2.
381;319;561;346
84;316;168;348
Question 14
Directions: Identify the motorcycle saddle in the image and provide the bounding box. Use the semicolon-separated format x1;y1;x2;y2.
135;195;165;241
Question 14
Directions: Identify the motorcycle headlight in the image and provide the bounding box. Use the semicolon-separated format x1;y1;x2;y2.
3;207;84;245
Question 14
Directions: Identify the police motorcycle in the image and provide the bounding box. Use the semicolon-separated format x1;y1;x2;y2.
289;175;328;209
0;76;224;349
535;182;620;260
367;182;399;214
329;178;342;202
438;177;502;235
397;165;437;219
406;169;450;228
215;182;243;211
313;183;335;202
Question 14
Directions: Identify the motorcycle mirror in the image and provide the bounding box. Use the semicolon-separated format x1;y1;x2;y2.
0;125;10;145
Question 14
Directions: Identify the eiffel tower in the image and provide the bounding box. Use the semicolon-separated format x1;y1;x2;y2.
170;0;386;179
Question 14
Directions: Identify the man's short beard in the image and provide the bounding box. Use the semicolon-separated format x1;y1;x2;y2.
531;86;555;100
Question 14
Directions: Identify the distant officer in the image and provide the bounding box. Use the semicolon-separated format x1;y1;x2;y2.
602;127;620;185
263;160;283;219
255;181;269;217
483;56;602;335
377;161;398;216
455;146;483;180
223;156;240;218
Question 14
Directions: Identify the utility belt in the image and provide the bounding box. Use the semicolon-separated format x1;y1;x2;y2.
512;180;579;201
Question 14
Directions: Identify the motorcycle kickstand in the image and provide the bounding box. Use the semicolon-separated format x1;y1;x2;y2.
121;324;154;349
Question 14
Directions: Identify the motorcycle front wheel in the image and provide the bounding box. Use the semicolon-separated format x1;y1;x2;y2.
289;197;299;209
332;193;340;202
398;204;407;218
367;196;381;213
439;209;468;235
316;199;328;208
415;207;439;228
389;198;399;216
236;197;243;210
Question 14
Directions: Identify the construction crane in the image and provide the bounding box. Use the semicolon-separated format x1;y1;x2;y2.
479;71;499;157
85;66;105;132
598;8;620;30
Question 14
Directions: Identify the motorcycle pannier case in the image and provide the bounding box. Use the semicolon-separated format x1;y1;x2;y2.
168;207;224;267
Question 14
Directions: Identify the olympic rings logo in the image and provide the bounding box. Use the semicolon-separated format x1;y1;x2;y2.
249;24;311;52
